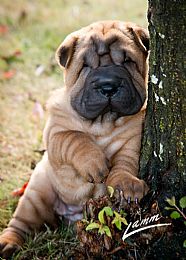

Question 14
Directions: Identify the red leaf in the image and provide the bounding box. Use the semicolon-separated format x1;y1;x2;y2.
0;25;8;34
2;70;16;79
12;182;29;197
13;50;22;56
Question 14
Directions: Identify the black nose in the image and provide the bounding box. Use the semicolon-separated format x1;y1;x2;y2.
99;84;118;97
94;77;120;98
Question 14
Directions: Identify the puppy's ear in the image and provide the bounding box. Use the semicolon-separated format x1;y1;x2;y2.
56;34;78;68
130;26;149;53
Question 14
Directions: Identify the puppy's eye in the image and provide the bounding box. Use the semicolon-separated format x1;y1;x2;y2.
124;56;132;62
83;62;89;68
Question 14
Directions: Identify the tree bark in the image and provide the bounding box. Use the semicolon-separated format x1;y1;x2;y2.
139;1;185;258
140;0;185;205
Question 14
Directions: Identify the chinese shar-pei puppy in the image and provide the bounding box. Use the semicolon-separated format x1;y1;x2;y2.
0;20;149;258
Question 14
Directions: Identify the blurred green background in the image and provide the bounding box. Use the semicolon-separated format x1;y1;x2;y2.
0;0;147;229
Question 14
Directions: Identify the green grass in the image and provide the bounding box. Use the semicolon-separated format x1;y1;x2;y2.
0;0;147;257
12;223;76;260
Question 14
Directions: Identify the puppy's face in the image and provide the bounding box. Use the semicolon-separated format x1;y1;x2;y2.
56;21;149;120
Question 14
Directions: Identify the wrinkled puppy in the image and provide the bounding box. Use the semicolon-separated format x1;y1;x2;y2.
0;20;149;258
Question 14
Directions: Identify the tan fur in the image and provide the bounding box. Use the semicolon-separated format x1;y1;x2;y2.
0;20;149;258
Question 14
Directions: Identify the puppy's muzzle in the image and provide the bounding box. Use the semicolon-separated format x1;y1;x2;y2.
71;65;144;120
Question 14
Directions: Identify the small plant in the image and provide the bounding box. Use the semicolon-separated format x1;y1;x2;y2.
76;188;134;257
86;206;113;237
165;195;186;247
85;187;128;239
85;206;128;238
76;187;168;258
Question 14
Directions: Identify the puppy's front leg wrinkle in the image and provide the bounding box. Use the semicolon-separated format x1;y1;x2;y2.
47;130;109;184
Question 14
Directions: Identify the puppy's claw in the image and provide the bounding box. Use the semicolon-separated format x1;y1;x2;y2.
127;197;131;204
119;190;124;202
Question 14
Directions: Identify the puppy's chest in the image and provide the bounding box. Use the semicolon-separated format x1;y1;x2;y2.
95;125;129;159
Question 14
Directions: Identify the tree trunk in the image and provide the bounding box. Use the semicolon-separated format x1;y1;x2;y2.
139;1;186;259
140;0;185;207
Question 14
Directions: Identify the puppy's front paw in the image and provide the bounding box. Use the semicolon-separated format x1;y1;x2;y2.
76;148;109;183
0;230;23;259
106;172;149;202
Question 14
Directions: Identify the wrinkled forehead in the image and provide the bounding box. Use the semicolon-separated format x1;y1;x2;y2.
57;21;149;86
76;21;134;49
70;21;142;70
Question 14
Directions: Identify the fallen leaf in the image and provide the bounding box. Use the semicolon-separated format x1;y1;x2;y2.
2;70;16;79
13;50;22;56
0;25;8;34
12;182;29;197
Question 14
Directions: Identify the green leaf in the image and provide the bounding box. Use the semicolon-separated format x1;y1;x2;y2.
120;217;128;226
166;196;176;206
170;211;181;219
104;207;113;217
81;219;89;224
114;211;128;225
184;221;186;226
86;222;100;231
179;196;186;208
103;225;112;237
107;186;114;197
98;209;105;224
183;240;186;248
98;226;105;235
113;211;120;218
112;219;122;230
98;207;113;224
112;211;128;229
120;209;127;217
164;207;175;211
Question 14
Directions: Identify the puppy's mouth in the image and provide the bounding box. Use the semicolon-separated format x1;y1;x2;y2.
71;65;145;120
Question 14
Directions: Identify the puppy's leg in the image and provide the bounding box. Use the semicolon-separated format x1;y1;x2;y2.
49;163;106;206
52;163;107;222
106;132;149;201
47;130;109;183
0;155;56;258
